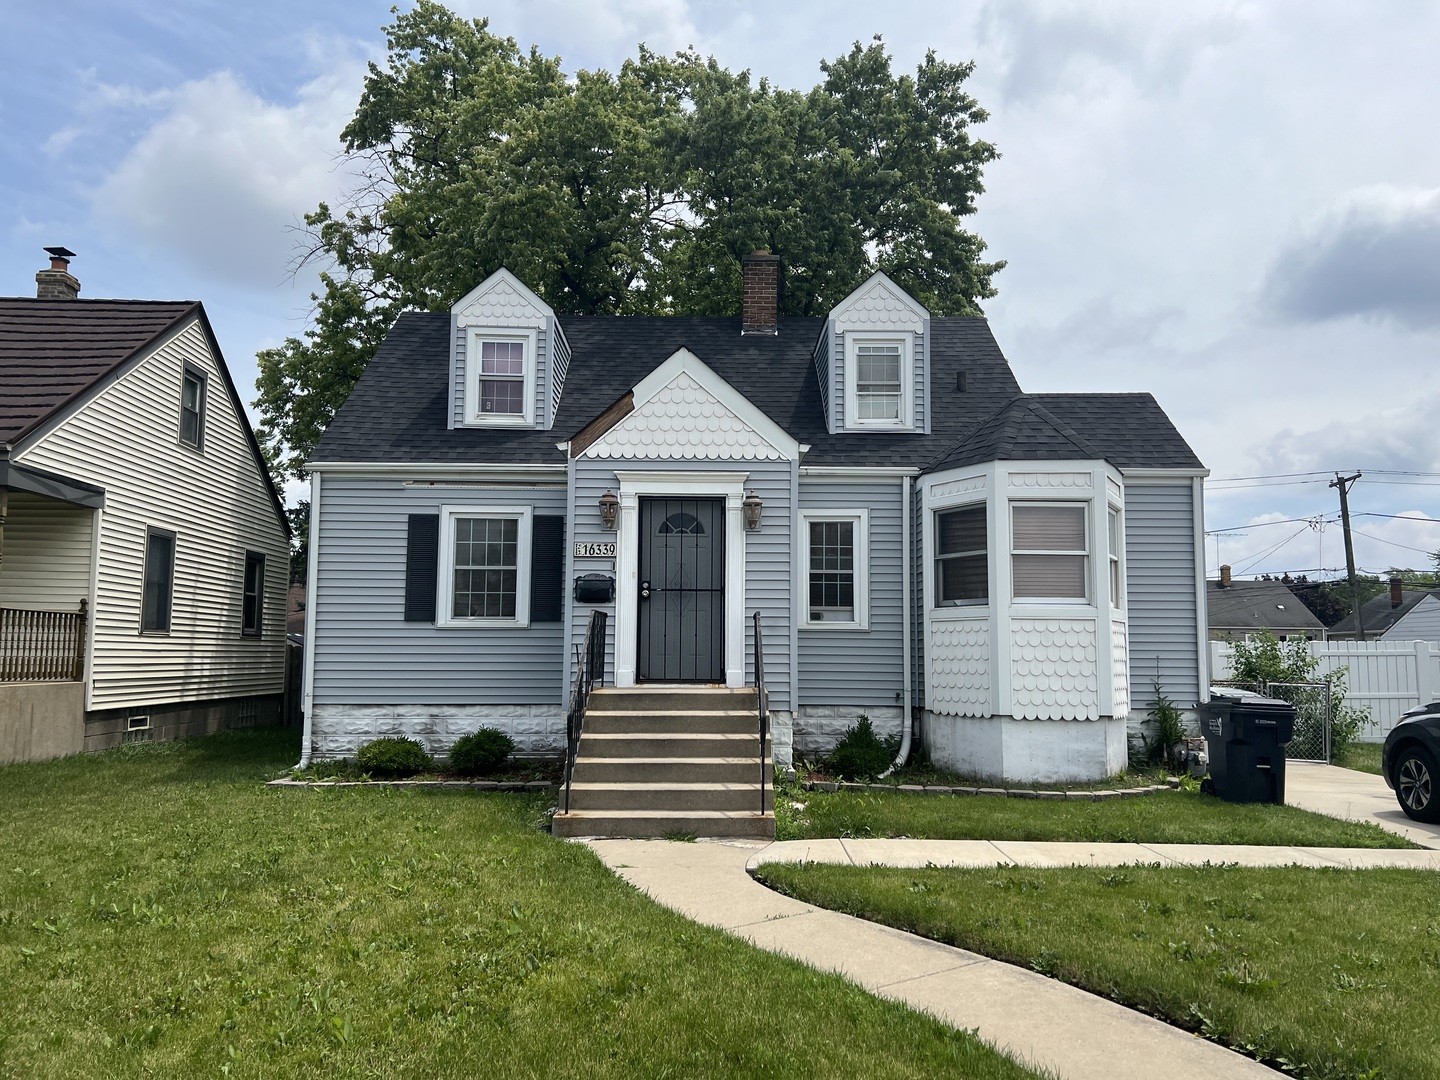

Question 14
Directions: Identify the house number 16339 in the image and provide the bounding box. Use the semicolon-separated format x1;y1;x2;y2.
574;542;617;558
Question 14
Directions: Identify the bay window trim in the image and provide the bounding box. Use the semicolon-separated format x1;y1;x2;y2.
462;327;537;427
800;508;870;629
843;332;914;430
1011;500;1090;604
436;504;533;627
1108;504;1124;610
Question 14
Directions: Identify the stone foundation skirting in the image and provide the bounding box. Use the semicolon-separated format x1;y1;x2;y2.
792;705;903;761
309;704;564;760
84;693;282;753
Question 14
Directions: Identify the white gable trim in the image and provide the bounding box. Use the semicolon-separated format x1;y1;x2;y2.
831;271;929;334
581;347;801;461
452;267;554;327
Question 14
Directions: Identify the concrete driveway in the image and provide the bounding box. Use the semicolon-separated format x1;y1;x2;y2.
1286;761;1440;849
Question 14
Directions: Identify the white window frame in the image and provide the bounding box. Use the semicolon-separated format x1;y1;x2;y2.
1108;505;1124;610
1010;500;1090;604
934;501;989;608
843;332;914;430
463;328;537;427
801;509;870;629
437;504;533;627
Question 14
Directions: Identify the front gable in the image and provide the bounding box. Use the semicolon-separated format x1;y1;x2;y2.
577;348;800;461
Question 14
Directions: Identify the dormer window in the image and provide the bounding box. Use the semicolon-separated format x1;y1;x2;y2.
844;334;913;429
463;328;536;426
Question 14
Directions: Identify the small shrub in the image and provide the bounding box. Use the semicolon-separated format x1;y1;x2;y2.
1140;682;1188;772
448;729;515;776
825;715;899;782
356;737;431;778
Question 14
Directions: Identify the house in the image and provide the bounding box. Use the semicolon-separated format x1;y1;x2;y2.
1207;566;1327;641
1330;578;1440;641
0;249;290;764
301;253;1209;827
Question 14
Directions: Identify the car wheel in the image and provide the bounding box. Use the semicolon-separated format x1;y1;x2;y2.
1394;745;1440;824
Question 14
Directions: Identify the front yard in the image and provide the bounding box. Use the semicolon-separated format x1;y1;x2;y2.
777;783;1413;847
0;728;1041;1080
757;861;1440;1080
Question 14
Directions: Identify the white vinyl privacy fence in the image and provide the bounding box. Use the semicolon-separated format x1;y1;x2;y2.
1211;639;1440;741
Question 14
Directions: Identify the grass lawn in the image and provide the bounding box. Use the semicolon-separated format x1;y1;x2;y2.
1333;742;1384;776
0;728;1042;1080
757;861;1440;1080
777;785;1414;847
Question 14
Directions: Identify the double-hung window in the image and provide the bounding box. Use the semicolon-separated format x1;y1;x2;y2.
1108;508;1123;608
438;506;532;626
1012;503;1088;602
802;510;868;627
180;366;205;449
935;505;987;606
464;329;536;425
844;335;912;429
141;527;176;633
242;552;265;636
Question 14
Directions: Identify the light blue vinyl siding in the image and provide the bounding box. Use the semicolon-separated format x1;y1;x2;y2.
798;480;906;707
312;475;566;705
451;321;556;429
1125;483;1202;713
825;322;929;434
567;458;795;711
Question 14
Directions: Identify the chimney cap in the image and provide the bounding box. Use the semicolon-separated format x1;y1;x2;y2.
44;246;76;260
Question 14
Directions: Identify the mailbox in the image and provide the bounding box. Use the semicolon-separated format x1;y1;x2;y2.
574;574;615;604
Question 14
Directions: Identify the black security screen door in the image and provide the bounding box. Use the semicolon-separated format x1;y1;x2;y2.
638;497;725;682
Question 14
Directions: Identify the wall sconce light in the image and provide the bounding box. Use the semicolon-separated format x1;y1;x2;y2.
743;490;763;531
598;489;619;531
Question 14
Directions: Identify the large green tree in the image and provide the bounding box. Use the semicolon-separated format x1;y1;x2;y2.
256;1;1002;482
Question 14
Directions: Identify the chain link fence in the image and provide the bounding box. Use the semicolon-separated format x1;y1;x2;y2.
1265;681;1332;764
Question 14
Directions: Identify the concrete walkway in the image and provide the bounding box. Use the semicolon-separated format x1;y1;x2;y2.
1286;760;1440;849
588;838;1280;1080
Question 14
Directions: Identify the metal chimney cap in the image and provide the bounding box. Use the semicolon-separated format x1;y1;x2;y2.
44;246;76;259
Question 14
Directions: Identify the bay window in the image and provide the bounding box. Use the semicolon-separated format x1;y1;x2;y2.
935;505;987;606
1012;503;1088;602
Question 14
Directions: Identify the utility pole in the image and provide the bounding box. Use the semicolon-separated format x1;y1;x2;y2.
1330;471;1365;640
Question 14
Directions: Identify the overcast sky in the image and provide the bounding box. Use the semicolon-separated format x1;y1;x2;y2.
3;0;1438;581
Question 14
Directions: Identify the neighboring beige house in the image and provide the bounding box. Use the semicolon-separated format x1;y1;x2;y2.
0;248;289;763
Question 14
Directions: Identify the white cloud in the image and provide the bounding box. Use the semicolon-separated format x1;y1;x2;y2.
456;0;706;66
92;61;364;288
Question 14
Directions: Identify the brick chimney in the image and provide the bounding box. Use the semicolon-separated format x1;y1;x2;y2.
1219;564;1232;588
36;246;79;300
741;249;779;335
1390;576;1404;608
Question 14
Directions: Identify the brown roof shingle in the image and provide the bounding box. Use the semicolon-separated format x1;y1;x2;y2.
0;298;197;445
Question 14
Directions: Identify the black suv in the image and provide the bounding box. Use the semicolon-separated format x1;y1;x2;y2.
1382;701;1440;823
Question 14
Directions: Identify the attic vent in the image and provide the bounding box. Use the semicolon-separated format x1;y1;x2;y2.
955;371;967;392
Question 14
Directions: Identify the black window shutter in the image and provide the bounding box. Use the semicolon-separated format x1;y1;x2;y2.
530;515;566;623
404;514;440;622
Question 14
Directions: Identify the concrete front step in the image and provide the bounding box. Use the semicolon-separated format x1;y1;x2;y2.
567;781;775;812
571;756;772;785
587;687;758;713
578;731;761;758
552;808;776;839
583;709;762;735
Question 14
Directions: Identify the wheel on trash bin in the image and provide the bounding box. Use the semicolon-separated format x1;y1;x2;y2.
1394;745;1440;824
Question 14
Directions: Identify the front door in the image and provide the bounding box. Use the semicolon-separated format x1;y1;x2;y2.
637;497;725;682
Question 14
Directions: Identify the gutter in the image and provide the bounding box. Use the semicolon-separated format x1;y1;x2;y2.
883;474;915;775
297;470;322;768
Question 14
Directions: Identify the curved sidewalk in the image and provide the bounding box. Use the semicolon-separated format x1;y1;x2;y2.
588;838;1286;1080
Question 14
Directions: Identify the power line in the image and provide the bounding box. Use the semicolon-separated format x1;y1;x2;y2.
1205;515;1331;534
1354;512;1440;522
1349;529;1440;557
1228;524;1314;575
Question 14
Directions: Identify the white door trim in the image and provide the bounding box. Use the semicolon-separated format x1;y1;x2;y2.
613;470;749;688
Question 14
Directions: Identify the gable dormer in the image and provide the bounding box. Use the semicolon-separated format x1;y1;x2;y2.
818;272;931;435
449;268;570;431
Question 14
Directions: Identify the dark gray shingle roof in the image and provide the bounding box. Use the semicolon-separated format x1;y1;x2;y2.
314;313;1204;474
1330;589;1440;636
1208;580;1327;635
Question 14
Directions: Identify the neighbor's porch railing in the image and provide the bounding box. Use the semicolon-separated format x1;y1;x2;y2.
753;609;769;814
0;601;87;682
563;609;607;812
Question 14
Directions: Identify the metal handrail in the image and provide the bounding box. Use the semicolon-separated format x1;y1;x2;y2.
753;609;768;814
563;609;607;812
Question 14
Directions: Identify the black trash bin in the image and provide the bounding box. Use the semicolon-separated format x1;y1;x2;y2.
1201;691;1295;804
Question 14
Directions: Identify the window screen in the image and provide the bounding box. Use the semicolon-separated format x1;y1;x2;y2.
809;520;856;621
855;342;902;420
452;517;519;618
936;505;987;605
477;340;526;416
142;529;176;632
243;552;264;636
1012;504;1087;600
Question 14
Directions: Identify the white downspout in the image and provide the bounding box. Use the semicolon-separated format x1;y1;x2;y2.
883;474;914;775
297;469;322;768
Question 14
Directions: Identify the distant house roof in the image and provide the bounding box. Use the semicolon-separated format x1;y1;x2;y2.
314;314;1205;474
1208;579;1327;636
0;298;198;445
1330;589;1440;638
